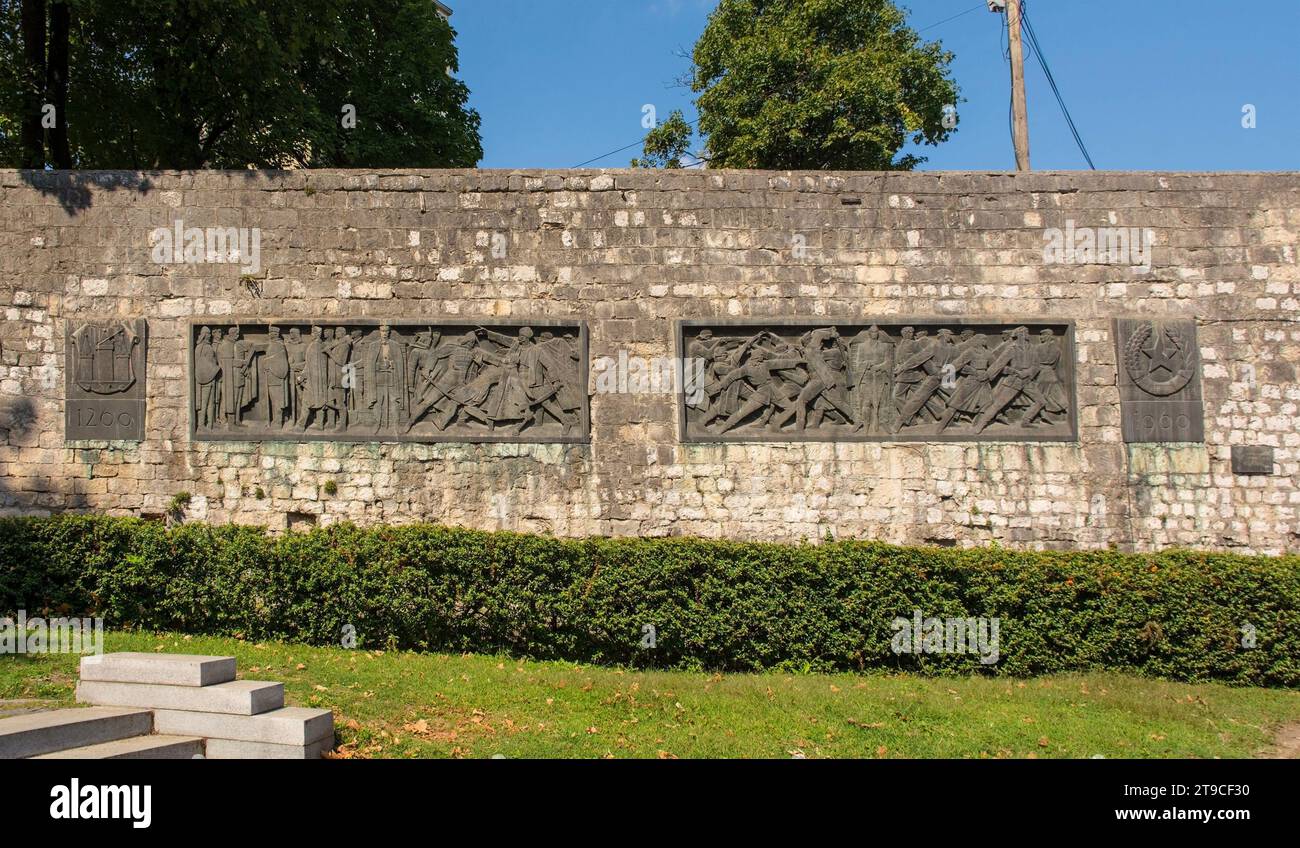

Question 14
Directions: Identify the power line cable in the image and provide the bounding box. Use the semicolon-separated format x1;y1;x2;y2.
571;3;988;168
917;2;988;34
572;116;701;169
1019;2;1096;168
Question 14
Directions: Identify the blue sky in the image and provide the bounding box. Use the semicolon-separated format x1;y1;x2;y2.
453;0;1298;171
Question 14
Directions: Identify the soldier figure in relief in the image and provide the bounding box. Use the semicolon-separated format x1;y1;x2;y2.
327;327;353;430
410;331;492;431
367;323;407;433
708;333;804;434
193;326;221;429
849;325;897;434
299;325;346;431
972;326;1037;433
1021;328;1067;427
686;329;726;417
770;327;853;431
534;330;583;434
897;328;958;427
348;329;369;426
216;326;256;427
260;325;292;427
285;328;307;426
936;333;993;433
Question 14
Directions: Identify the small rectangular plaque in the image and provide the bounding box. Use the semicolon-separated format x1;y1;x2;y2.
1114;318;1204;443
65;318;147;441
1231;445;1275;475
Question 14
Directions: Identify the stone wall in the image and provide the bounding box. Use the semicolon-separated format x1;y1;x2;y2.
1;168;1297;554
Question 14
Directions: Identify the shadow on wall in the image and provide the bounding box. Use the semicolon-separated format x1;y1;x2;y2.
18;169;155;216
17;168;277;216
0;396;92;515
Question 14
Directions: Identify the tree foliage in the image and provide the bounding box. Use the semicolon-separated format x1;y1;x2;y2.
631;109;694;169
690;0;959;170
0;0;482;169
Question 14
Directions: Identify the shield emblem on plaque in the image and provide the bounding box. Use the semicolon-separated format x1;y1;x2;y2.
69;319;144;395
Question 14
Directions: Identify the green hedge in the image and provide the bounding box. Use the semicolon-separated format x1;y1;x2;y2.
2;515;1297;685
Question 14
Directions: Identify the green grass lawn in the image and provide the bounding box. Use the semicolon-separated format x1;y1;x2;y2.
2;631;1297;759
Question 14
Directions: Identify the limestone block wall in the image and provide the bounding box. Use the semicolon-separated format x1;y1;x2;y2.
0;169;1297;553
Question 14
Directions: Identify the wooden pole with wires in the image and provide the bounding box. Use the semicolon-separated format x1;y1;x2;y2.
1005;0;1031;170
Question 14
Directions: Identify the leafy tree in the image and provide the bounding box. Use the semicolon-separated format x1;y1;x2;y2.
0;0;481;169
631;109;694;169
690;0;959;170
0;1;26;166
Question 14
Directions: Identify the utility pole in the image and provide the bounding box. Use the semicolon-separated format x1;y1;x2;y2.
991;0;1031;170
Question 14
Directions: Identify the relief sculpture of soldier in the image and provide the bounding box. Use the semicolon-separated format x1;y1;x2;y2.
193;326;221;429
536;331;583;432
770;328;853;432
684;323;1072;440
849;325;897;434
367;323;407;433
707;332;804;434
258;325;292;428
299;326;347;431
216;326;256;427
285;328;307;426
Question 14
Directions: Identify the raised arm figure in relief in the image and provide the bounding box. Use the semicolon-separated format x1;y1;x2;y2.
770;327;853;432
972;326;1036;434
708;333;805;434
936;334;992;433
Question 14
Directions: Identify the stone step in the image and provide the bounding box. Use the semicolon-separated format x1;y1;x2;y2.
32;734;204;760
0;707;153;759
77;679;284;716
152;706;334;747
80;652;236;687
205;737;331;760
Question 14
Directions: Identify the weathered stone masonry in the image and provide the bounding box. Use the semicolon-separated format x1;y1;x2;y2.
0;168;1297;553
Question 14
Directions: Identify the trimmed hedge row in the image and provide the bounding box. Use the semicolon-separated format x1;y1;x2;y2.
2;515;1297;685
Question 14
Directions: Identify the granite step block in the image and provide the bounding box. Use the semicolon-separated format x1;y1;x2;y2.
0;707;153;759
80;653;236;687
151;706;334;747
77;679;284;716
204;737;332;760
32;734;204;760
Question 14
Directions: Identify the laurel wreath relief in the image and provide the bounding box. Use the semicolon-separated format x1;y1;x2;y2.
1123;321;1195;397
